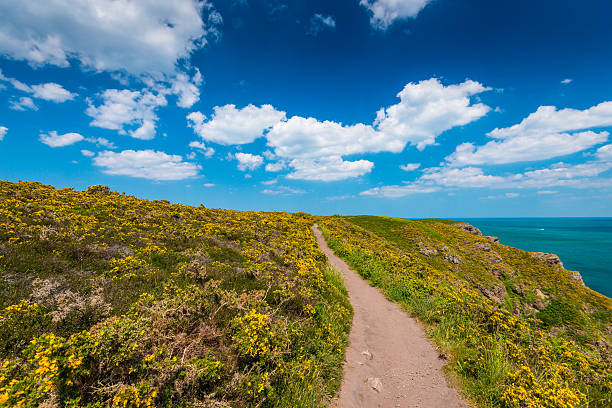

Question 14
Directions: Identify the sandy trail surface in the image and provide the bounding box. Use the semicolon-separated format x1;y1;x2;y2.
313;225;467;408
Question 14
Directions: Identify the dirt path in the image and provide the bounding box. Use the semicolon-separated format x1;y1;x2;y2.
313;225;467;408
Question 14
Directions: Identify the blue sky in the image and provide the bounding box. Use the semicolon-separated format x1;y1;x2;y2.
1;0;612;217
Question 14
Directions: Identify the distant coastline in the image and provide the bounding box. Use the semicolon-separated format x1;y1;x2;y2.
462;218;612;298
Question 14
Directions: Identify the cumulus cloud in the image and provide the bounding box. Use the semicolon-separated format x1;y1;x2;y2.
511;162;612;189
286;157;374;181
421;166;505;188
40;131;84;147
0;0;219;77
267;116;381;158
448;131;609;166
171;69;202;108
446;102;612;166
185;78;490;181
596;144;612;162
92;149;200;180
365;160;612;197
487;102;612;140
308;14;336;36
400;162;420;171
235;152;264;171
266;79;488;179
561;78;573;84
10;97;38;111
189;140;215;157
31;83;76;102
359;0;433;30
86;89;167;140
0;126;7;141
81;149;95;157
0;70;76;102
188;104;286;145
374;78;491;150
265;161;287;172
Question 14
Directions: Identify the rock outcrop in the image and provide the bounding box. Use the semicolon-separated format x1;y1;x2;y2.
530;252;584;285
531;252;564;268
454;222;482;236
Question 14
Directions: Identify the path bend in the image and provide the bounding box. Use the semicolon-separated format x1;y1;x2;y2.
312;224;468;408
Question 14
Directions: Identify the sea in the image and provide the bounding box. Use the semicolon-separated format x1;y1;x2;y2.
460;218;612;298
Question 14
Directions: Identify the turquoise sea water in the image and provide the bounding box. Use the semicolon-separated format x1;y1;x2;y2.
461;218;612;298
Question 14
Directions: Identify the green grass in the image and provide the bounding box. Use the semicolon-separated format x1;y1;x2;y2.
318;215;611;408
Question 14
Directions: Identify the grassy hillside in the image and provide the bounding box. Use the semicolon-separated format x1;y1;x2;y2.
1;181;610;408
0;181;351;407
318;215;611;407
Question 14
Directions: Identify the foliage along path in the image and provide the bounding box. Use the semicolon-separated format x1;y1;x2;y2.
312;225;467;408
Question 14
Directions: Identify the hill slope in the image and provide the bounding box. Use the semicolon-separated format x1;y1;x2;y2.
0;181;610;408
318;215;611;407
0;181;351;407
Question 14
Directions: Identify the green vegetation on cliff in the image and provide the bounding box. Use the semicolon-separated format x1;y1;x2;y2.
0;181;610;408
318;215;611;407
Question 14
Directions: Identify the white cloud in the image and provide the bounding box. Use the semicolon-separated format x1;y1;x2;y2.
400;162;420;171
360;183;439;198
512;162;612;189
0;0;219;77
171;69;202;108
360;159;612;198
235;152;264;171
488;102;612;140
482;192;519;200
0;70;30;92
81;149;95;157
0;126;7;141
0;70;76;103
561;78;573;84
40;131;84;147
421;166;505;188
85;137;116;149
374;78;491;150
286;157;374;181
265;161;287;172
537;190;558;195
203;183;215;187
448;131;609;166
596;144;612;162
308;14;336;35
188;104;286;145
261;179;278;185
93;149;200;180
86;89;167;140
31;82;76;102
360;0;433;30
447;102;612;166
189;140;215;157
187;78;490;181
268;116;383;158
262;186;306;195
267;78;488;179
10;97;38;111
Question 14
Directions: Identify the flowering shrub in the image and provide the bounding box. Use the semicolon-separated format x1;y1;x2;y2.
0;181;351;407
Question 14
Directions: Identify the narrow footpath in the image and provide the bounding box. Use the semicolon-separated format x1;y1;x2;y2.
312;225;468;408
